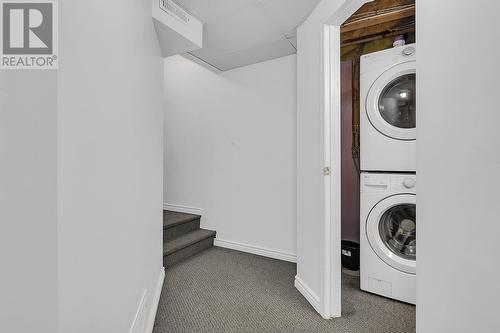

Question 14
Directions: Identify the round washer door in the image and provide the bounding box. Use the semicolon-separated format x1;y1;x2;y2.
366;194;416;274
366;61;416;141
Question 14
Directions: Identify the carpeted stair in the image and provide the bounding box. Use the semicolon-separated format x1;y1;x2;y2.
163;210;216;267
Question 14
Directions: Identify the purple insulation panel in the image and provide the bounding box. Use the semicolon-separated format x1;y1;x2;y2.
341;60;360;242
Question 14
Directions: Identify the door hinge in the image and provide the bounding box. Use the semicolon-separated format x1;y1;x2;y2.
323;166;331;176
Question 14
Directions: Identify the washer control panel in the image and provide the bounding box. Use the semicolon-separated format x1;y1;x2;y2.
391;175;417;193
362;173;416;193
361;173;390;192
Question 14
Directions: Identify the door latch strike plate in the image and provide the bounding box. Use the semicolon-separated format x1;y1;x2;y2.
323;167;330;176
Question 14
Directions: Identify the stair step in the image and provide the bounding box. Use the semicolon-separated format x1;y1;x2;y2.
163;236;215;267
163;229;216;267
163;228;216;255
163;210;200;229
163;210;201;241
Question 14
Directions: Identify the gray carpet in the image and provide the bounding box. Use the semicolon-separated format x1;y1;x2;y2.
153;247;415;333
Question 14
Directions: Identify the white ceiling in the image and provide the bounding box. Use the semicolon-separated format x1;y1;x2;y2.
176;0;322;71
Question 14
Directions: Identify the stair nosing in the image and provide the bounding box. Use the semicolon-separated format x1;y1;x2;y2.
163;229;216;256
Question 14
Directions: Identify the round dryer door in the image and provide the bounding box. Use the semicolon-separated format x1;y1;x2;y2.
366;194;416;274
366;61;416;141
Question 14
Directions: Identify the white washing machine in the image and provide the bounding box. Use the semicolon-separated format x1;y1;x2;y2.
360;44;416;172
360;172;416;304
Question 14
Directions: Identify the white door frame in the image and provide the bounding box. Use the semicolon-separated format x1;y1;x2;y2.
320;0;372;319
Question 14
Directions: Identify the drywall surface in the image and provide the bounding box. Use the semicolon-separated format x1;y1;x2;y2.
296;0;347;310
164;55;297;259
57;0;164;332
417;1;500;332
0;72;57;333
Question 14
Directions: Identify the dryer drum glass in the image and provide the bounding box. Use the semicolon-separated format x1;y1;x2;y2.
378;73;416;129
379;204;416;260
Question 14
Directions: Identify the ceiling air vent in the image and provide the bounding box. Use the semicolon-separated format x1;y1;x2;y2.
159;0;190;24
152;0;203;57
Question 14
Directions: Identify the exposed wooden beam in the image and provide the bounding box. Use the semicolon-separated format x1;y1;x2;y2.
341;16;415;45
341;27;415;47
345;0;414;22
341;5;415;33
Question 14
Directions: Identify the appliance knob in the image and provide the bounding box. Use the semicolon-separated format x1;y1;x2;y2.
403;178;416;189
402;46;415;56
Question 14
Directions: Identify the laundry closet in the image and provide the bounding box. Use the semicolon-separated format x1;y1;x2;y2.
340;0;417;305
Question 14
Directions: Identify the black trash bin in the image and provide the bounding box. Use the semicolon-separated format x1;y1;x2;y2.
341;240;360;271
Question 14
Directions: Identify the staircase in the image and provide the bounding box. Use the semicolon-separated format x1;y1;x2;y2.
163;210;216;267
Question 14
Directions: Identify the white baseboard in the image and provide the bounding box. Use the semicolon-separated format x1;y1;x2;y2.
294;275;321;314
214;239;297;263
163;203;202;216
144;267;165;333
130;290;148;333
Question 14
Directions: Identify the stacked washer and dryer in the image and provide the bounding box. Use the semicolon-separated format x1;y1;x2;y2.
359;43;416;304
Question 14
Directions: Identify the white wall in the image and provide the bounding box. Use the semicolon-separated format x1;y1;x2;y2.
0;72;57;333
164;55;297;260
57;1;164;332
417;1;500;332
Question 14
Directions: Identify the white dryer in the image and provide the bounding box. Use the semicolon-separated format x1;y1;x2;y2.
360;44;416;172
360;172;416;304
